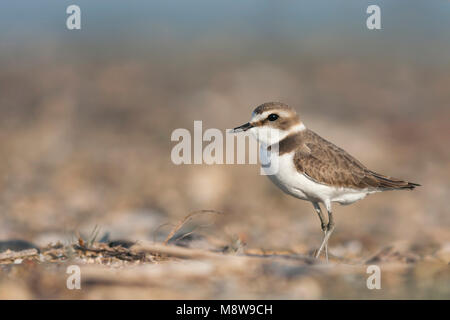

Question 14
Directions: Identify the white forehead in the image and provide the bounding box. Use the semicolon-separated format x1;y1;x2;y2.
251;110;292;122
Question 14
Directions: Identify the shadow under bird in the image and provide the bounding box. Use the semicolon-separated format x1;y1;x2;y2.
233;102;420;260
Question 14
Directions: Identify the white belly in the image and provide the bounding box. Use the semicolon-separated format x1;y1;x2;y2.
260;146;374;205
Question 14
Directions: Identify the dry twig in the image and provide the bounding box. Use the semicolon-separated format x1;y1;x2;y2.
0;248;39;261
163;209;223;245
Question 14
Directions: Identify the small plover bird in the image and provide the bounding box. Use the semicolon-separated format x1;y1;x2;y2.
233;102;420;260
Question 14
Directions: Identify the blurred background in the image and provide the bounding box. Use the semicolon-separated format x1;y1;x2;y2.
0;1;449;299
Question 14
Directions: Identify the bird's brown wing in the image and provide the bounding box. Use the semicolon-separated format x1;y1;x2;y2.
293;130;418;190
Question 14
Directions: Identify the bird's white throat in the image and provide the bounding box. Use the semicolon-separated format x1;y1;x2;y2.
250;122;306;146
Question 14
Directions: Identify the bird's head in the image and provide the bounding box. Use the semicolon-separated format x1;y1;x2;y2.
233;102;305;145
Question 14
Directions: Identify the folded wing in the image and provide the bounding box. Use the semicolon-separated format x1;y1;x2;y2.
293;130;420;190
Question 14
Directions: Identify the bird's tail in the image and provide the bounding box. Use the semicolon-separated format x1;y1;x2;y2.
369;171;421;190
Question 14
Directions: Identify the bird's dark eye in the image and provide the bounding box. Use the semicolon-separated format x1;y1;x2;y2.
268;114;279;121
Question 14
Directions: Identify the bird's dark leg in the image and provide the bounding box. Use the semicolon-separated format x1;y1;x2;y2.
313;202;328;261
315;200;335;260
313;202;327;231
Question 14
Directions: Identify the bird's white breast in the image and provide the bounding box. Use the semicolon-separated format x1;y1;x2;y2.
260;146;374;205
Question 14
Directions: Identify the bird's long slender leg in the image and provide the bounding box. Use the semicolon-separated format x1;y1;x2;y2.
312;202;328;261
315;201;335;260
312;202;327;232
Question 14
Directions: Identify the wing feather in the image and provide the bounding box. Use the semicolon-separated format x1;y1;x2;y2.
292;130;417;190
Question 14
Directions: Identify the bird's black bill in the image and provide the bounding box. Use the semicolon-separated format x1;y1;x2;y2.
232;122;253;133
